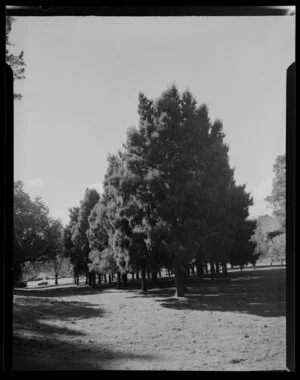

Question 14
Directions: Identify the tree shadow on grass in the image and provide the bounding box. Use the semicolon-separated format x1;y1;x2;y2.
13;296;105;338
12;295;157;370
12;334;157;371
13;284;110;298
128;268;286;318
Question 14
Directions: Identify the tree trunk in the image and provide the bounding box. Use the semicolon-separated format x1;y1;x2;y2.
13;263;23;284
191;265;195;276
215;261;220;277
158;270;161;278
92;272;96;288
210;261;216;279
104;273;107;283
196;263;203;278
186;268;190;280
98;273;101;284
147;271;151;280
108;273;112;283
111;272;115;281
116;271;122;289
174;259;186;297
141;267;147;292
222;262;228;276
55;273;58;286
151;271;157;288
131;272;135;281
88;272;92;286
122;273;128;288
76;275;79;286
204;262;209;275
136;271;140;280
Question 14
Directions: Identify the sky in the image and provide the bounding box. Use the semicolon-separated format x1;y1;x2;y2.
10;15;295;226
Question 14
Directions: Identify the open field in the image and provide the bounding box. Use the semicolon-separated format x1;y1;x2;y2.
12;267;286;371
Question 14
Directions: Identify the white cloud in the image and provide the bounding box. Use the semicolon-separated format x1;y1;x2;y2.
24;177;44;188
87;183;103;195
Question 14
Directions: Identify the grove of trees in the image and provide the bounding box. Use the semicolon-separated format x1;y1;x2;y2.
14;86;260;296
66;86;255;297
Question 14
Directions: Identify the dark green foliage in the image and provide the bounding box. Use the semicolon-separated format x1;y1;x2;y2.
6;16;26;99
229;219;258;266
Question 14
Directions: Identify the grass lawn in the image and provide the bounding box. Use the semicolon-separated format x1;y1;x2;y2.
11;266;286;371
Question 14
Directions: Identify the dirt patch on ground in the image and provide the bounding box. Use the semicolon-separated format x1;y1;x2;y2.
11;267;286;371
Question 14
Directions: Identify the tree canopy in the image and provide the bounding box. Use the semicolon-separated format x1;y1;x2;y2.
86;85;253;296
14;181;65;282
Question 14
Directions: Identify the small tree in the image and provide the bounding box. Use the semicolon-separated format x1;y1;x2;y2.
14;181;50;282
266;230;286;264
265;154;286;230
71;189;100;284
43;218;65;285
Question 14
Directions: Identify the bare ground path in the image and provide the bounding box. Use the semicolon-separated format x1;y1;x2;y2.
12;267;286;371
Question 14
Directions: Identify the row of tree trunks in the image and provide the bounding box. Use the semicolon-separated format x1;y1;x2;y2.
85;261;231;293
221;262;228;276
167;268;173;278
